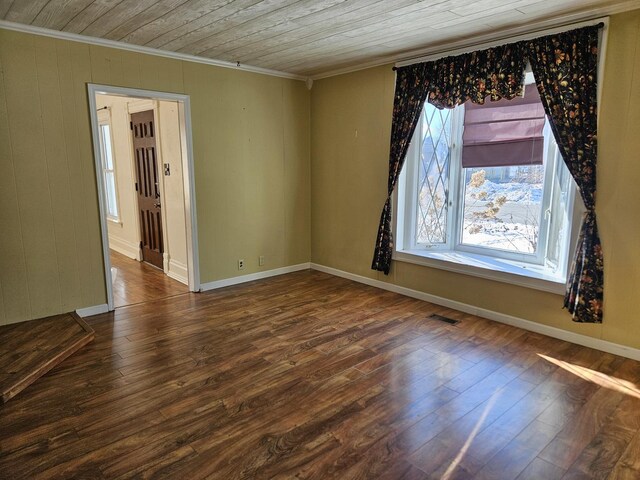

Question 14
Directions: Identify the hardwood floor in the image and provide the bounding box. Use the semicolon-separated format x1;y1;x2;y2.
1;270;639;479
110;250;189;308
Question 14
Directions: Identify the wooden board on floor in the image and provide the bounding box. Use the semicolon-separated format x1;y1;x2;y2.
0;312;95;403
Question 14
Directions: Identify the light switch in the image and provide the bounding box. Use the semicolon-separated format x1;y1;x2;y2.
164;163;170;176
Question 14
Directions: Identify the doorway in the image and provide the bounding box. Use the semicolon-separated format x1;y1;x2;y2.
88;85;200;310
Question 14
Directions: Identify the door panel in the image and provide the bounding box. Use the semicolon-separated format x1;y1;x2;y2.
131;110;163;269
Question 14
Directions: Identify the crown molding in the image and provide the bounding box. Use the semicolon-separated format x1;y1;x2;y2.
0;20;308;82
1;0;637;83
310;0;639;80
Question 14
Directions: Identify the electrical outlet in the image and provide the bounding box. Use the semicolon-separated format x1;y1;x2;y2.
238;259;245;270
259;256;265;266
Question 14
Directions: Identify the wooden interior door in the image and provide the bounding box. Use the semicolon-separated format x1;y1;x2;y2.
131;110;164;269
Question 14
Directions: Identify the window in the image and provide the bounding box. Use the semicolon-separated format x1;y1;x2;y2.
98;110;120;222
396;78;579;289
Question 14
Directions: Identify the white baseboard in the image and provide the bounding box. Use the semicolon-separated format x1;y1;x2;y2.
310;263;640;362
167;258;189;285
200;263;311;292
108;236;140;260
76;304;110;318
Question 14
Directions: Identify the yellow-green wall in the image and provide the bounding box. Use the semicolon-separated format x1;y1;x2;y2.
0;29;310;325
310;11;640;349
1;11;638;351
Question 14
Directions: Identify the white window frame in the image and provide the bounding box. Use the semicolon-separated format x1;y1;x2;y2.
97;108;120;223
394;77;581;295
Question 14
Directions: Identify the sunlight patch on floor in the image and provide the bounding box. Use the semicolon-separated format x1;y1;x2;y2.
442;390;501;479
539;353;640;399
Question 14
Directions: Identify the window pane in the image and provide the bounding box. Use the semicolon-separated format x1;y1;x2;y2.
101;124;114;170
546;154;573;268
104;172;118;218
461;165;544;254
415;103;452;245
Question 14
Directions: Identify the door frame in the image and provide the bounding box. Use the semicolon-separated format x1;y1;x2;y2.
88;84;200;310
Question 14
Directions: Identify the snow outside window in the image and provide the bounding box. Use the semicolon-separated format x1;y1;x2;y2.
396;81;578;282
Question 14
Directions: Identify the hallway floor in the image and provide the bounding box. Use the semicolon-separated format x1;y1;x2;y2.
110;250;189;308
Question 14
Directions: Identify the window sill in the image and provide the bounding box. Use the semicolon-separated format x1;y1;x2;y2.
107;218;122;226
394;248;566;295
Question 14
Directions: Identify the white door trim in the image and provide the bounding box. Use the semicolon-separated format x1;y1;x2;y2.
88;84;201;311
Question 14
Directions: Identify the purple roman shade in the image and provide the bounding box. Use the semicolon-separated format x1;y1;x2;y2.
462;86;546;168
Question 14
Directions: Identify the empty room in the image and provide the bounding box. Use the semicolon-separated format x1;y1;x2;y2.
1;1;639;478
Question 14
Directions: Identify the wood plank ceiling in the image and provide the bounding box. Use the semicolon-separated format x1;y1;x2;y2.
0;0;636;77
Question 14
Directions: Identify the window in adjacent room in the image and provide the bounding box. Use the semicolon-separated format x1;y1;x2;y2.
395;76;579;287
97;109;120;222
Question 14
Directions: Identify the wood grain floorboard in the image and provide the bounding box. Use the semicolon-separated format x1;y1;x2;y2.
110;249;189;308
1;270;639;479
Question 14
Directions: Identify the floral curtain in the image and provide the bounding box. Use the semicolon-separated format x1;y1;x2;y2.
525;26;603;323
371;24;604;323
372;43;528;274
371;63;431;274
425;42;528;108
